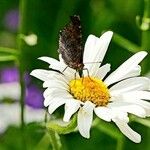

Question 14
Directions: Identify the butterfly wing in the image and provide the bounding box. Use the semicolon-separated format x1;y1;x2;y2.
58;15;84;70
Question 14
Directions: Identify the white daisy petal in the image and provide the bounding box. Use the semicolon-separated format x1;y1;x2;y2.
113;119;141;143
121;91;150;101
108;102;146;118
39;56;78;80
110;77;150;95
83;31;113;76
105;51;147;86
122;65;141;79
44;90;72;107
30;69;69;82
48;98;67;114
63;100;80;122
83;35;98;64
94;64;111;79
30;69;54;81
43;80;68;88
123;99;150;116
94;106;112;122
43;88;66;98
111;93;150;116
38;57;61;68
77;101;95;138
110;109;129;122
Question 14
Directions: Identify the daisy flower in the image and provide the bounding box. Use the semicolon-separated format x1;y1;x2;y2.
31;31;150;143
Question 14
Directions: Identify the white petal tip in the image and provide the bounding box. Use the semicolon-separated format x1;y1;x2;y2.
38;56;47;61
63;114;71;122
105;31;113;35
81;133;90;139
102;31;113;38
137;51;148;59
30;70;38;77
140;51;148;55
134;137;141;143
44;101;49;107
63;118;70;122
48;109;53;115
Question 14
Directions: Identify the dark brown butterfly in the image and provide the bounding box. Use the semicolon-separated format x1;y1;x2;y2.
58;15;84;70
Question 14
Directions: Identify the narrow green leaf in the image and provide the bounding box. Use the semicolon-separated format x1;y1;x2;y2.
131;116;150;128
34;133;51;150
0;55;17;62
48;130;62;150
93;118;122;139
113;33;141;53
0;47;19;55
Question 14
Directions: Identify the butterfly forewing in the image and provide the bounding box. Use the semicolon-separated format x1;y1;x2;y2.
58;15;84;70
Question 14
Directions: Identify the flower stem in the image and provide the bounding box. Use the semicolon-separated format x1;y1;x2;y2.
141;0;150;73
18;0;27;149
48;130;62;150
141;0;150;48
18;0;26;131
116;136;125;150
34;133;51;150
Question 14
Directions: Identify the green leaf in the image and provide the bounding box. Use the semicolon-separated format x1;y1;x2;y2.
93;118;122;139
34;133;52;150
0;55;17;62
0;47;19;55
46;114;77;135
113;33;141;53
48;131;62;150
131;116;150;128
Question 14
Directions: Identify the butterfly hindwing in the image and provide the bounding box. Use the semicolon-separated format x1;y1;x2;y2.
58;15;84;70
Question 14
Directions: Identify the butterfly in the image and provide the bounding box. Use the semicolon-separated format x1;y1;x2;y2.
58;15;84;71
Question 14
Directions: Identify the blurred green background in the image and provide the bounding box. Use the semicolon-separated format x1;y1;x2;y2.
0;0;150;149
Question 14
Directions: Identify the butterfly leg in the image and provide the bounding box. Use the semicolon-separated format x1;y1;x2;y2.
62;66;68;73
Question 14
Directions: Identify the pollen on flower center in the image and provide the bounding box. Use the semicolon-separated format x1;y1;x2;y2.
69;77;110;106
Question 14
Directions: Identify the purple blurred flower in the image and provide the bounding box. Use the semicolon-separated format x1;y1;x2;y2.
0;67;43;109
0;67;19;83
0;67;31;84
4;9;19;31
26;85;43;109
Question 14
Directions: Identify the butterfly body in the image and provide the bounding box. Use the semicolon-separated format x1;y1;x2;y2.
58;15;84;70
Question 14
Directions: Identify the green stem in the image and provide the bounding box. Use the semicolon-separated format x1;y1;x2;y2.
34;133;51;150
116;136;125;150
141;0;150;73
141;0;150;48
113;33;141;53
19;0;26;131
18;0;27;149
48;130;62;150
19;66;25;129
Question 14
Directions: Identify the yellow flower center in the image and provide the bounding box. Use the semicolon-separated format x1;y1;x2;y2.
69;77;110;106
